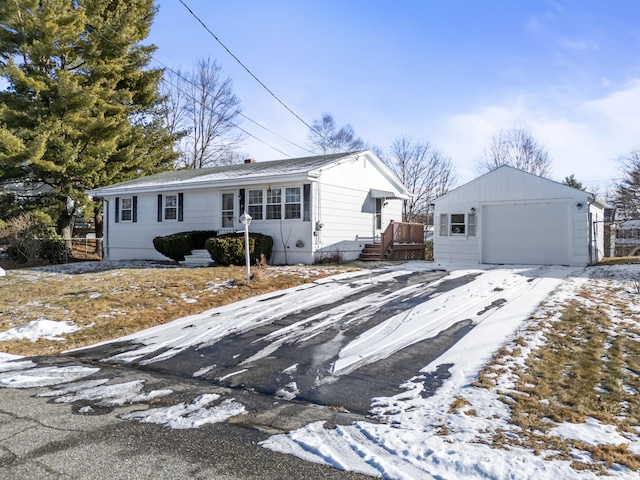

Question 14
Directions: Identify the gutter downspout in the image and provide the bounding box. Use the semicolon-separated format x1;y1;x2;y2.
102;198;109;260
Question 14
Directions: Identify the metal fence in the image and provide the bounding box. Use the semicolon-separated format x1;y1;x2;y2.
66;237;103;262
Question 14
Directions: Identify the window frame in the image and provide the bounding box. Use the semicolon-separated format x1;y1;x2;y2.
247;189;263;220
120;196;133;222
266;188;282;220
164;194;178;221
285;186;301;220
441;213;476;237
243;186;305;222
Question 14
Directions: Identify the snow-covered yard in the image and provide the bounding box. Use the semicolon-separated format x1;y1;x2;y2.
1;261;639;479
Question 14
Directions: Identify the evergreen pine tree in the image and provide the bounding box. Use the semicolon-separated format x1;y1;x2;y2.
0;0;178;238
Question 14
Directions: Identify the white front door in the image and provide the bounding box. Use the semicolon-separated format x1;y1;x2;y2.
221;192;235;229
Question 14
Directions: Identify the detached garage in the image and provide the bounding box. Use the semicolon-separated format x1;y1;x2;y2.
433;166;607;267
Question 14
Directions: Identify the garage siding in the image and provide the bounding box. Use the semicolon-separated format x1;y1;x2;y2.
432;166;605;267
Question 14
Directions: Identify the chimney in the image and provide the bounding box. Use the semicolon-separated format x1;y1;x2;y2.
244;158;256;164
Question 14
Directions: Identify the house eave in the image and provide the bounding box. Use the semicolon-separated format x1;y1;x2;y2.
87;173;316;197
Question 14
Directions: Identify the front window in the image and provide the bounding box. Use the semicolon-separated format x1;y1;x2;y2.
266;188;282;220
121;197;133;222
248;189;263;220
285;187;301;219
164;195;177;220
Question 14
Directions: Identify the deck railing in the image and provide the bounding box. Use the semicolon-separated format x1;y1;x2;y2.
380;221;425;259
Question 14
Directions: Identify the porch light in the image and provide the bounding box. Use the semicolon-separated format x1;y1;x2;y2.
577;203;583;210
240;212;252;281
470;207;476;213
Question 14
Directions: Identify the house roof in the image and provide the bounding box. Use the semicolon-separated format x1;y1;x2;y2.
87;151;377;196
433;165;608;208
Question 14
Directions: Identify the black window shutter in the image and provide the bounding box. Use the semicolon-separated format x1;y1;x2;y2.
178;192;184;222
157;194;163;222
115;197;120;223
132;196;138;223
303;184;311;222
239;189;245;214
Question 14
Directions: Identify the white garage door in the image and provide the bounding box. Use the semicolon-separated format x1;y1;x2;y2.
482;202;570;265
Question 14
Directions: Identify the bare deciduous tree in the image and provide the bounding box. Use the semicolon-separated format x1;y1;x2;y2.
308;113;365;154
382;136;456;224
613;148;640;219
162;57;245;168
477;127;552;177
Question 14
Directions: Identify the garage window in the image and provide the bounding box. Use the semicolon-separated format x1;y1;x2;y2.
451;214;466;235
441;213;476;237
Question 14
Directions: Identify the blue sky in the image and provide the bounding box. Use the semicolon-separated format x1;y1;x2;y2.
148;1;640;191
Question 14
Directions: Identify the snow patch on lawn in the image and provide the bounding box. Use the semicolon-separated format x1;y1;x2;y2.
0;318;80;342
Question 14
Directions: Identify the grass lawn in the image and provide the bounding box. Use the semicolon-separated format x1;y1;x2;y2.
0;261;354;356
473;273;640;473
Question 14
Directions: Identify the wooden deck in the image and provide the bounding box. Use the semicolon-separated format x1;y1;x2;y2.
359;221;426;261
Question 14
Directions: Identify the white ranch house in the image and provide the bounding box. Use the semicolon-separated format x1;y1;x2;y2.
87;150;412;265
433;166;607;267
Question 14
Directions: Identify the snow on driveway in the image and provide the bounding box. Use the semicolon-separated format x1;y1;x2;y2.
261;264;640;479
3;261;638;478
71;263;560;379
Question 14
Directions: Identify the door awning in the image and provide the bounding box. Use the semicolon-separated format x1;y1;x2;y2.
370;188;407;200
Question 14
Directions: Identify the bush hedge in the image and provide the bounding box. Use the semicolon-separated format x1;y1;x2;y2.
0;212;67;265
152;230;217;262
205;232;273;266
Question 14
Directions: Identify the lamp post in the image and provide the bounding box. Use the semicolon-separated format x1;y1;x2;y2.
239;212;252;281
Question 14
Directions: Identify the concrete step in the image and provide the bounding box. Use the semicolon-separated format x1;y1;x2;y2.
181;249;213;267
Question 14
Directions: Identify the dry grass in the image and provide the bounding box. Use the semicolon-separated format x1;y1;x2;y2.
599;256;640;265
448;395;471;414
474;290;640;473
0;261;354;356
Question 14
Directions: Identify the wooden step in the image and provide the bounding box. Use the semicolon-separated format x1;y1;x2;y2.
359;244;383;261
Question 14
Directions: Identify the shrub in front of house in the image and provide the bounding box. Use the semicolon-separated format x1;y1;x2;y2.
0;212;67;265
205;232;273;266
153;230;217;262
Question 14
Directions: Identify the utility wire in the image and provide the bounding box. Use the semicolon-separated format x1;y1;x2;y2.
179;0;318;134
90;16;314;157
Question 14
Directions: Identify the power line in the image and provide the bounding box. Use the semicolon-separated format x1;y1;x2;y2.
90;16;314;158
178;0;317;134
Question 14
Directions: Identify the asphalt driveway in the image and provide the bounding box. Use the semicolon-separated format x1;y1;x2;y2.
1;262;575;479
67;262;510;415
